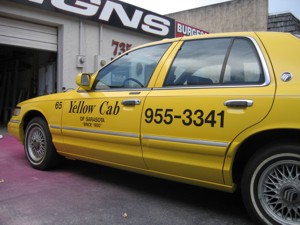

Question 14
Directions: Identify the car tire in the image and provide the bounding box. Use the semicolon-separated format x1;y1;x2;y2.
241;143;300;225
24;117;60;170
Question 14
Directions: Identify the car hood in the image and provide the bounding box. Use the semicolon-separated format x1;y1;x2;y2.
18;89;78;106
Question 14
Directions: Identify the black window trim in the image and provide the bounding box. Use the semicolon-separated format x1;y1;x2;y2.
219;38;234;84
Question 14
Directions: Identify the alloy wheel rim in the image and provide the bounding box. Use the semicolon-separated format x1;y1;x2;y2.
258;160;300;224
27;125;46;162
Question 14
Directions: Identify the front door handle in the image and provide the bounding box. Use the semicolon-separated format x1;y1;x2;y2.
224;100;253;107
122;99;141;106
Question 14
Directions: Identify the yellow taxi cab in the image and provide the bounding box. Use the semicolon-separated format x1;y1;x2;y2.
8;32;300;225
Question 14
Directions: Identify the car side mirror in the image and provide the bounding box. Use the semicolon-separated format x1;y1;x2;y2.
76;73;92;90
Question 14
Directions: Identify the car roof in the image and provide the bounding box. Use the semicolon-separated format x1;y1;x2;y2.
137;31;295;49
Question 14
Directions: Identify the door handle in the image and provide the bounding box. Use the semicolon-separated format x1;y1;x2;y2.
224;100;253;107
122;99;141;106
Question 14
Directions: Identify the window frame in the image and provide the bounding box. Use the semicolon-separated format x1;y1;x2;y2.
162;36;270;89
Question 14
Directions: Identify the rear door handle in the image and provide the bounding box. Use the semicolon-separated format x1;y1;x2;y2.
224;100;253;107
122;99;141;106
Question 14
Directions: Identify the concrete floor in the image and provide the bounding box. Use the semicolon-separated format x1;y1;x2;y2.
0;127;255;225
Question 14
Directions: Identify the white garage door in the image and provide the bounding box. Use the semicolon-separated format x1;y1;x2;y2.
0;17;57;52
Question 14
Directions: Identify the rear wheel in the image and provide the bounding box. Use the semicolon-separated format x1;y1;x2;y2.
24;117;60;170
241;144;300;225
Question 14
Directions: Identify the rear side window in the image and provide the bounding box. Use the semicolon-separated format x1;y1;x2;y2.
223;38;264;84
164;37;264;87
94;43;171;90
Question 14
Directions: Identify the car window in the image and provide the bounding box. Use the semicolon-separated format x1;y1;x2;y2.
164;37;264;87
94;43;171;90
164;38;231;86
223;38;264;84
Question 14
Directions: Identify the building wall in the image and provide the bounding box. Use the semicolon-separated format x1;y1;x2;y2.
0;0;270;92
167;0;268;33
0;1;157;91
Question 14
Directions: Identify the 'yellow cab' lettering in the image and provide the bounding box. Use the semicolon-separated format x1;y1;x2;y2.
99;101;120;115
69;101;96;114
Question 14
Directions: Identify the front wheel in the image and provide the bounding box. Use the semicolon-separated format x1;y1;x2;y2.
24;117;60;170
241;144;300;225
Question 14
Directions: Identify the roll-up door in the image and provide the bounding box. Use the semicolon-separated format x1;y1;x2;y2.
0;17;57;52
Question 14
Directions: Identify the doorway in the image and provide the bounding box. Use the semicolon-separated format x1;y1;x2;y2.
0;45;57;125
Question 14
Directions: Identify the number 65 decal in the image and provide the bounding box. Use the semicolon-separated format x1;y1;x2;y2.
55;102;63;109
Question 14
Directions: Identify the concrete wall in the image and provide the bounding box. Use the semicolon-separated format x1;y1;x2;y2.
167;0;268;33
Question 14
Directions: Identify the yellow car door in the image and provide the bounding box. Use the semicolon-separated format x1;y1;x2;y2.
141;36;275;186
61;42;175;169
